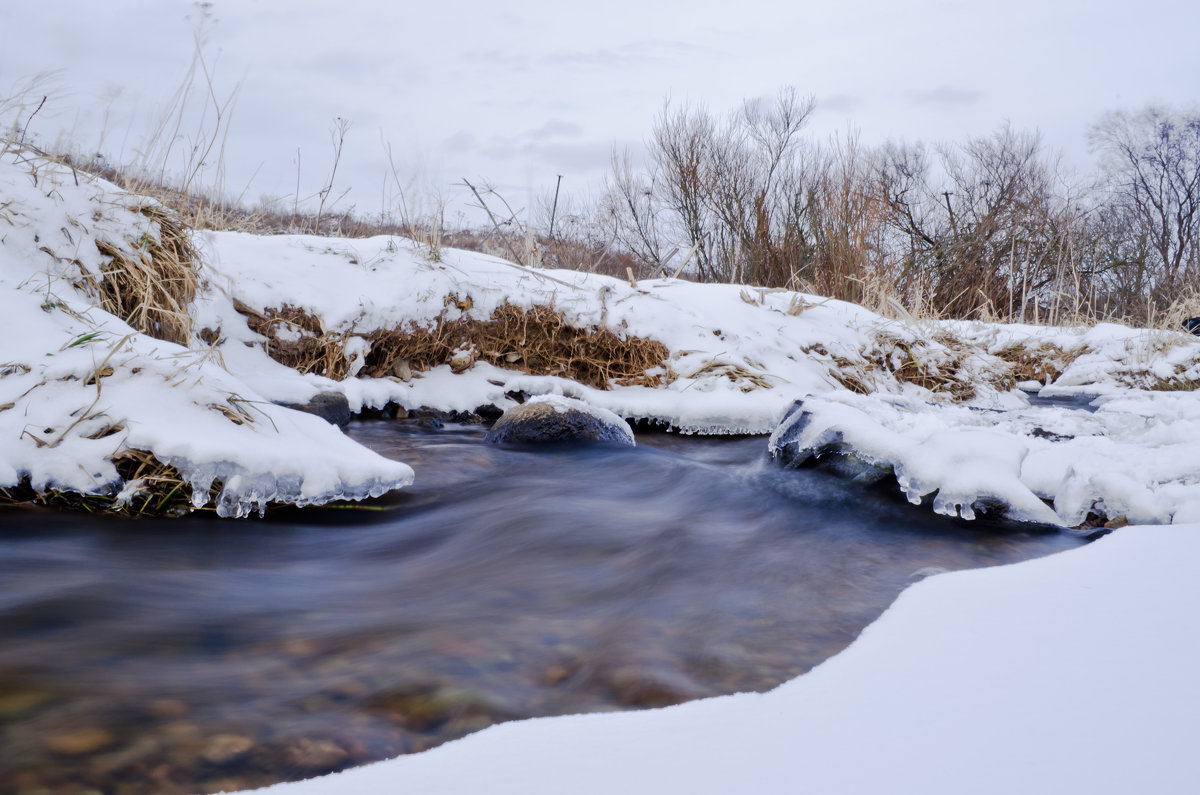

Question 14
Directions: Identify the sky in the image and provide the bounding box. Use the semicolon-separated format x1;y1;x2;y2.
3;0;1198;224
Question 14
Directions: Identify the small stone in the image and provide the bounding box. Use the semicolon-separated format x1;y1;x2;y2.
539;664;574;686
201;733;255;764
45;727;117;756
278;391;351;426
284;738;349;772
0;689;53;717
146;698;189;719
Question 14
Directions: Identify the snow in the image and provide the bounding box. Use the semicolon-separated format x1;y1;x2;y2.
229;521;1200;795
769;389;1200;526
0;152;412;516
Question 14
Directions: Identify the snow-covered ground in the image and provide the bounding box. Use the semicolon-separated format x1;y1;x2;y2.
0;152;412;516
232;521;1200;795
3;148;1199;523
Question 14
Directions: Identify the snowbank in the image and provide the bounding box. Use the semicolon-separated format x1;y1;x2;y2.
770;390;1200;526
233;522;1200;795
0;152;412;515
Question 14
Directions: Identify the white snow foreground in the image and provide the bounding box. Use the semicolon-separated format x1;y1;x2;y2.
231;522;1200;795
0;153;412;516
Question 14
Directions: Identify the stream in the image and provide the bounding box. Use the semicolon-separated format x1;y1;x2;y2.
0;419;1085;794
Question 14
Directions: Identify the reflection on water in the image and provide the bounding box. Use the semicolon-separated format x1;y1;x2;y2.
0;420;1084;794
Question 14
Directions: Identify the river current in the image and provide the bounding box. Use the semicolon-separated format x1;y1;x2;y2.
0;419;1083;794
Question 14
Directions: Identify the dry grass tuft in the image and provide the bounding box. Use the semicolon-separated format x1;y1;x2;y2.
0;448;214;517
859;333;1001;400
238;300;673;389
683;359;774;392
90;205;200;345
992;341;1088;384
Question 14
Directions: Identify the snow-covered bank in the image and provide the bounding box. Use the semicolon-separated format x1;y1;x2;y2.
0;152;412;516
234;522;1200;795
196;229;1200;526
770;389;1200;526
3;148;1198;522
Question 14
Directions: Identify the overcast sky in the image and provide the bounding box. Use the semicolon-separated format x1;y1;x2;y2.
3;0;1198;223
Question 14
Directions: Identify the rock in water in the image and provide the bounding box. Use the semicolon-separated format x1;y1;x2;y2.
768;398;892;483
485;395;634;446
278;391;352;426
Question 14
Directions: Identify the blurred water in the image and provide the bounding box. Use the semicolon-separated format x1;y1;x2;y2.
0;420;1083;794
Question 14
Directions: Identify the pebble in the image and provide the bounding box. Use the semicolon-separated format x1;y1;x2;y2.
0;689;53;717
44;728;117;757
201;733;255;764
284;738;349;772
146;698;189;719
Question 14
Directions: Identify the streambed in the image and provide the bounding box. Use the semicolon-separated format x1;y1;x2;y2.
0;420;1084;794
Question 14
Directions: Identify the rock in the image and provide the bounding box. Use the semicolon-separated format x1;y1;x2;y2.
0;688;53;717
44;727;117;756
485;395;634;446
201;733;255;764
768;398;891;483
283;738;349;772
278;391;351;426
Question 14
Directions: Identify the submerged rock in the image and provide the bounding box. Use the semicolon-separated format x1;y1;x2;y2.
485;396;634;446
278;391;352;426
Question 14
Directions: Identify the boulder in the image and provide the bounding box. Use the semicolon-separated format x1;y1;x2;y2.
278;391;352;426
485;395;634;446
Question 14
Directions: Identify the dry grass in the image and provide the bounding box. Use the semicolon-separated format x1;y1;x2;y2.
992;341;1089;384
89;204;200;346
238;300;673;390
0;448;212;517
865;332;1008;400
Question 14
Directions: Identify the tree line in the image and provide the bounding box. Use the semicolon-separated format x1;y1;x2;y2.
578;89;1200;325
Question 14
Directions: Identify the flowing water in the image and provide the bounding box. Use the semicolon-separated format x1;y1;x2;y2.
0;420;1084;794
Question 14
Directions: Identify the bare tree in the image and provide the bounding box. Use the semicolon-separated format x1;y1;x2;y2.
879;126;1081;319
604;87;817;286
1090;106;1200;297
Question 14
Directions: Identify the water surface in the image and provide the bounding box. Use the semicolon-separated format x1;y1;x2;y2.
0;420;1084;794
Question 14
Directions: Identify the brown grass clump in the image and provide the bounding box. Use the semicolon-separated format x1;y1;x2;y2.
237;302;346;376
238;300;672;389
857;333;1004;401
992;341;1088;384
0;449;212;517
90;205;200;346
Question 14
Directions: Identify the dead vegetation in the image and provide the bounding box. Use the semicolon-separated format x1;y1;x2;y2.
821;332;1015;401
0;449;212;517
992;341;1088;384
89;204;200;346
237;299;673;390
